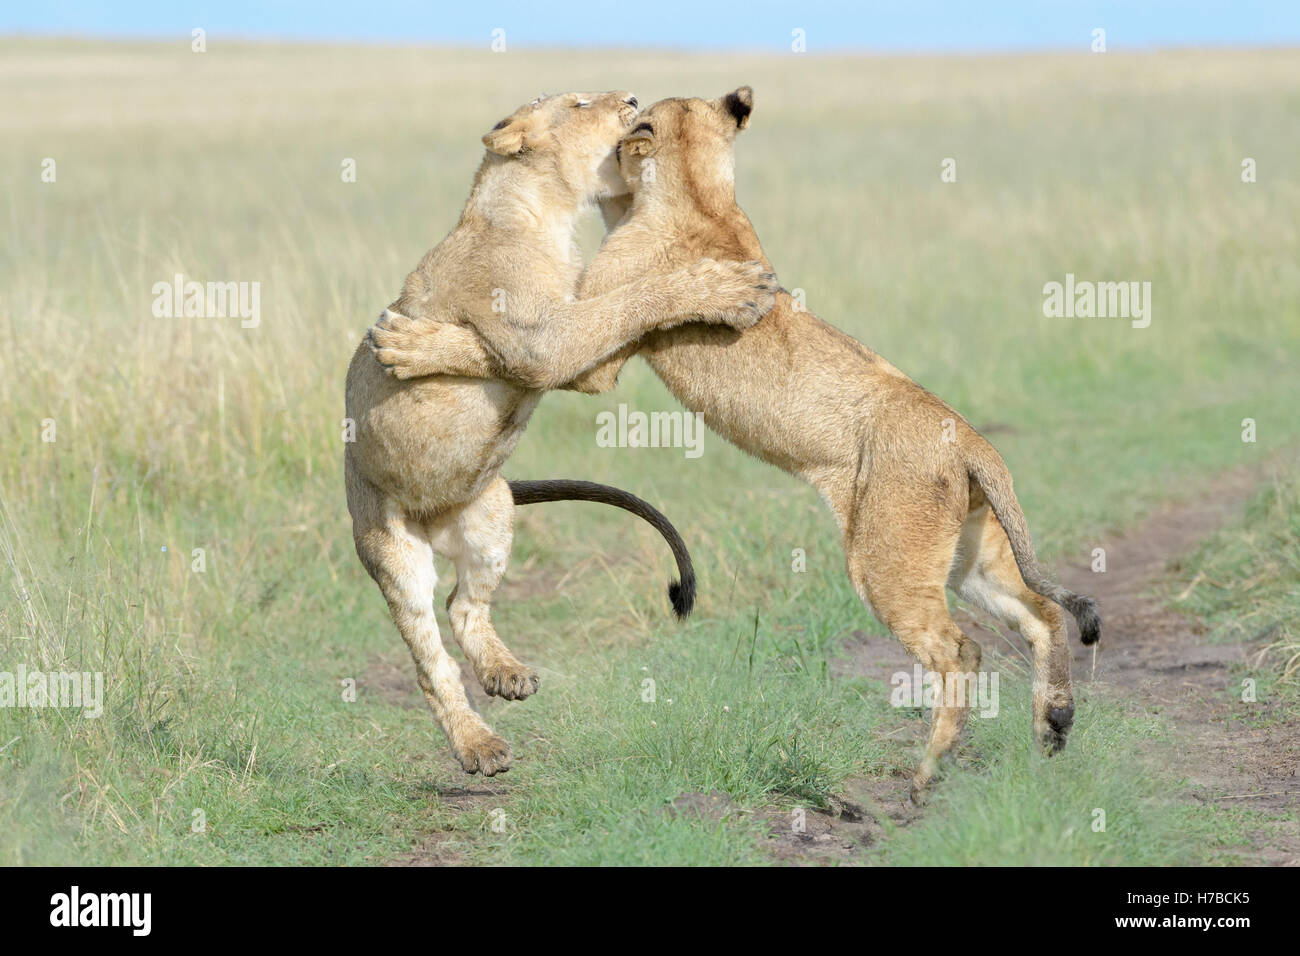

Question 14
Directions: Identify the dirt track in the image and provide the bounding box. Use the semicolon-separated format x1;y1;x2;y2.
1055;467;1299;865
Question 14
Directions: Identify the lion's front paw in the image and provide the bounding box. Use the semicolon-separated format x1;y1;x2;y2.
687;259;780;331
367;309;429;380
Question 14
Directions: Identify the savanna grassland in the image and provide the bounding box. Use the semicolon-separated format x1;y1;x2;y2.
1;39;1297;865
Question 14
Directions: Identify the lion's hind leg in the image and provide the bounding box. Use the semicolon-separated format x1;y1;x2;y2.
349;470;513;776
431;476;539;702
949;502;1075;754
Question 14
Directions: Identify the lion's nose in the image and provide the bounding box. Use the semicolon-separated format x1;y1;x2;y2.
624;95;638;108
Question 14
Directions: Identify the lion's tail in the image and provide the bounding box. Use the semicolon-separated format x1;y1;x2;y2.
507;479;696;619
964;442;1101;646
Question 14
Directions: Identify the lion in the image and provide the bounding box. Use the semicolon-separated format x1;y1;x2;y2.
348;90;779;778
372;88;1100;804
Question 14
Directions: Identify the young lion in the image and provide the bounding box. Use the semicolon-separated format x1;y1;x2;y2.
374;88;1100;803
348;90;778;778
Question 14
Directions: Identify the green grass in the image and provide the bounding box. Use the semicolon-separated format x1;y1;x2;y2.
2;40;1298;865
466;611;895;866
1166;472;1300;724
1167;805;1285;865
1171;474;1300;682
878;679;1193;865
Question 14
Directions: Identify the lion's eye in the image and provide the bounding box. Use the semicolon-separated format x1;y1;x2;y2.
574;99;591;108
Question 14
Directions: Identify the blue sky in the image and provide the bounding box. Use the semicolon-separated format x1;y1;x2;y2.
4;1;1298;51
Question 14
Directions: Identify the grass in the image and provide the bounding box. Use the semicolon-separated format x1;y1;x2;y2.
1166;471;1300;731
1154;472;1300;862
476;669;863;860
465;604;898;865
879;682;1193;866
1;39;1298;865
1171;474;1300;685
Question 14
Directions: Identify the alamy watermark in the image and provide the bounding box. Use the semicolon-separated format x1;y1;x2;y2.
50;886;150;936
890;664;999;718
596;403;704;459
0;665;103;718
152;274;260;328
1042;273;1151;329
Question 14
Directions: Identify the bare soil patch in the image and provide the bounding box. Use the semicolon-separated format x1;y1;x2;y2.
668;788;899;865
385;779;513;867
363;651;515;866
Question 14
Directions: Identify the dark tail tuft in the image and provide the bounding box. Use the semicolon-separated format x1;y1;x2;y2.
1063;593;1101;645
507;479;696;621
668;572;696;620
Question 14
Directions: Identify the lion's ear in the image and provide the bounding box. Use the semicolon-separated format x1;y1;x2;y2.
482;115;530;156
622;121;656;157
722;86;753;129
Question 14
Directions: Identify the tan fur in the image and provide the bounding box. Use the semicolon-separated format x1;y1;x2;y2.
346;90;779;777
376;88;1098;802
